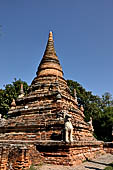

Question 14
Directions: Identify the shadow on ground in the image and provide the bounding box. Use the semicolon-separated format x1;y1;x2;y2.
87;159;108;166
84;159;113;170
85;166;102;170
109;163;113;167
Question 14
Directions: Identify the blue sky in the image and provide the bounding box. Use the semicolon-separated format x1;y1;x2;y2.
0;0;113;97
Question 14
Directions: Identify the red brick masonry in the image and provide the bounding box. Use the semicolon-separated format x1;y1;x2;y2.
0;32;107;170
0;140;104;170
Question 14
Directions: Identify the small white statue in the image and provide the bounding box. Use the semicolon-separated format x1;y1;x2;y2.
63;106;73;143
88;117;94;132
57;106;73;143
65;114;73;143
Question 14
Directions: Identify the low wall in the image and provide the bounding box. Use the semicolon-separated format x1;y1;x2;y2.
0;140;104;169
36;140;104;166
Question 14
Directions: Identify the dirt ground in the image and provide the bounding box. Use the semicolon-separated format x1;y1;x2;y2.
35;153;113;170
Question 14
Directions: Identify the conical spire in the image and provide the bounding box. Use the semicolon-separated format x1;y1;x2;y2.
36;32;63;78
43;31;56;57
48;31;53;41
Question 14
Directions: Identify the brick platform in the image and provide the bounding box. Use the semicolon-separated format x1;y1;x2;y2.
0;32;105;170
0;140;104;169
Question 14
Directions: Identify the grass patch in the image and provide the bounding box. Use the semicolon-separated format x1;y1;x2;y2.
104;162;113;170
104;167;113;170
28;165;37;170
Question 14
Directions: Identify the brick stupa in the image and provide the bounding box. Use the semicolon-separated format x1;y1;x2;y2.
0;32;104;170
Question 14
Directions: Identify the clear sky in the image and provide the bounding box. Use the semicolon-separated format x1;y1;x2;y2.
0;0;113;97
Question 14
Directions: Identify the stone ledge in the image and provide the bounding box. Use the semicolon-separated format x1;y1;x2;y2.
36;140;103;147
0;140;103;146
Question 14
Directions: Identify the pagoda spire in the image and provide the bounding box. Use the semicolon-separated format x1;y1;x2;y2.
36;32;63;78
44;31;56;57
48;31;53;41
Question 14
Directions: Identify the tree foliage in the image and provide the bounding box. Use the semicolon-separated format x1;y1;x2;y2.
67;80;113;141
0;79;28;117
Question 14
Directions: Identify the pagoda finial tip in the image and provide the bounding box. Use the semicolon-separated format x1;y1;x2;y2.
49;31;53;41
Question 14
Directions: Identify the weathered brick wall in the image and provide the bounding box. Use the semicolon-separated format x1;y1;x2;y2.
36;141;104;166
0;75;94;143
0;32;107;169
0;90;95;142
0;144;29;170
0;143;44;170
0;140;104;169
0;114;94;142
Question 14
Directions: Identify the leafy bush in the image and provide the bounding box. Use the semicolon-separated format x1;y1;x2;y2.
28;164;36;170
104;162;113;170
104;167;113;170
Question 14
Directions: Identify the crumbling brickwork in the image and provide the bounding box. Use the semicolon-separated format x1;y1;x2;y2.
0;140;104;169
0;32;105;169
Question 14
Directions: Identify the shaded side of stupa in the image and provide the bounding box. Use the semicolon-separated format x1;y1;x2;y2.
0;32;104;169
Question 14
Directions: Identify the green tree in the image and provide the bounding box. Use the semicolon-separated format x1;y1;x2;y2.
94;93;113;141
67;80;113;141
67;80;102;121
0;79;28;117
